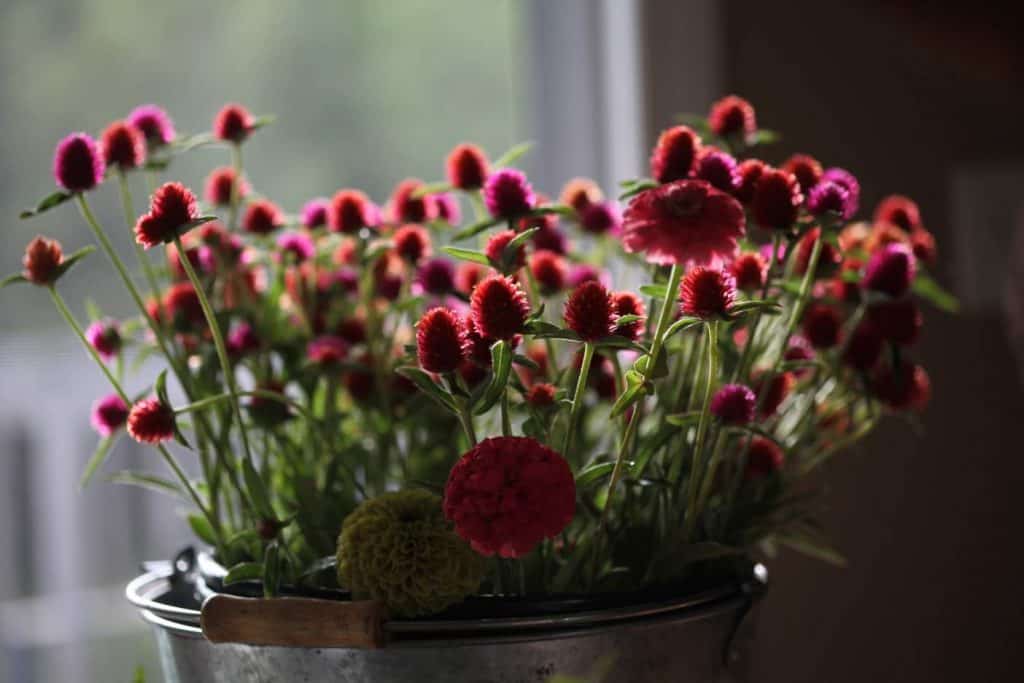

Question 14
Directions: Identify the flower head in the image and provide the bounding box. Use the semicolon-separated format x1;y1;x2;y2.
432;192;461;224
863;243;917;297
53;133;104;192
622;180;746;267
443;436;576;558
694;149;740;193
391;179;436;223
163;281;204;329
842;318;884;371
564;281;616;341
204;167;249;206
300;198;330;229
794;227;841;278
276;232;315;262
807;180;852;219
416;308;465;373
86;319;122;361
751;168;802;230
455;262;488;295
731;251;768;291
90;394;129;437
781;154;823;193
873;194;921;232
526;382;557;407
307;335;349;366
100;121;146;170
746;438;784;479
483;168;536;219
484;230;524;272
734;159;766;205
329;189;374;234
226;322;261;357
242;199;284;235
802;303;842;349
680;266;736;318
568;264;606;289
821;167;860;217
393;224;431;264
22;236;64;285
611;291;646;340
213;103;254;143
710;383;757;424
560;177;603;214
470;275;530;340
529;250;567;295
417;257;456;295
446;143;490;190
910;228;937;266
650;125;701;184
532;224;569;254
708;95;757;140
338;489;486;617
127;397;176;444
127;105;175;147
579;201;621;235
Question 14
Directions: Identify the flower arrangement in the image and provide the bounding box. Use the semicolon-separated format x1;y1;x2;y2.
5;96;956;619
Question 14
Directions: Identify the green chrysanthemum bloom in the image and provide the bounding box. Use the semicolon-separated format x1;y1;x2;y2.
336;489;486;618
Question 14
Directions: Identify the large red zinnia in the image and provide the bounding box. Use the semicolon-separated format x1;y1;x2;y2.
443;436;576;558
621;180;745;267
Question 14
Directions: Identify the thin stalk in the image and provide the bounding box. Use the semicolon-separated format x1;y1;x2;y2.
732;232;782;382
500;390;512;437
227;143;243;231
116;169;162;301
684;319;719;540
174;392;233;415
562;342;595;458
522;265;558;378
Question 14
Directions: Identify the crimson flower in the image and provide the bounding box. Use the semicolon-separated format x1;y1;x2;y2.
446;143;490;190
872;362;930;411
100;121;146;169
708;95;757;140
781;154;823;193
135;182;200;248
734;159;766;205
391;179;436;223
564;281;616;341
484;230;524;272
22;236;64;285
483;168;536;219
560;177;603;214
731;252;768;291
745;438;784;479
863;243;917;297
868;299;922;346
307;335;349;366
529;250;567;295
751;168;802;231
611;291;646;341
91;394;129;437
127;397;176;445
301;198;329;229
417;258;456;295
579;201;621;235
393;224;431;264
86;320;122;361
213;103;254;143
329;189;375;234
802;303;842;349
470;275;530;340
128;105;175;147
204;167;249;206
649;125;701;184
710;384;756;424
873;194;921;232
53;133;104;192
243;199;284;235
680;266;736;318
416;308;465;374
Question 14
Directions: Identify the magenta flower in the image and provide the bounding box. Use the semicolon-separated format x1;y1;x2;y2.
85;320;122;361
276;232;316;262
301;198;330;229
90;394;129;437
483;168;536;219
53;133;104;192
710;384;756;424
128;105;176;147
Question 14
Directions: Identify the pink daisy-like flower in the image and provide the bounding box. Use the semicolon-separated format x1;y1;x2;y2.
53;133;104;192
90;394;129;437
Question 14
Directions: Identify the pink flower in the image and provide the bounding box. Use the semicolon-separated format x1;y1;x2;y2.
127;105;176;147
483;168;536;219
86;319;122;361
53;133;104;192
90;394;129;437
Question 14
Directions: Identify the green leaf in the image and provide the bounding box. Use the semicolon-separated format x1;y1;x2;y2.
154;369;170;406
298;555;338;580
170;216;219;242
242;457;275;519
411;181;453;198
187;513;218;546
474;340;513;415
52;245;97;281
107;471;185;499
614;314;644;326
262;541;281;597
728;300;783;317
395;366;458;412
223;562;264;586
912;273;959;313
79;434;118;489
250;114;277;132
618;180;658;201
452;217;502;242
168;132;217;153
675;541;744;565
777;533;847;567
492;141;533;168
20;190;74;219
505;226;539;252
524;319;561;335
639;283;667;299
530;204;575;218
666;411;701;428
132;666;146;683
531;329;583;343
663;316;702;341
575;461;627;488
594;335;647;353
512;353;540;371
0;273;28;289
750;129;780;146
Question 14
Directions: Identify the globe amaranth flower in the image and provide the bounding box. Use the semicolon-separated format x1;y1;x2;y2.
564;281;616;341
483;168;536;219
127;105;175;147
751;168;802;231
781;154;823;193
338;489;486;617
443;436;576;558
568;263;607;289
841;318;884;371
529;250;567;295
162;281;204;329
100;120;146;170
680;266;736;318
86;319;122;361
325;190;369;234
470;275;530;340
871;362;930;411
433;192;461;224
694;148;740;193
560;177;603;214
745;437;784;479
455;262;487;295
734;159;766;205
393;224;431;264
783;336;816;379
611;291;646;341
622;179;746;267
579;201;621;235
807;180;852;220
910;228;937;266
22;236;64;285
213;103;254;143
300;198;330;229
821;167;860;217
90;393;129;437
242;199;284;235
307;335;349;366
873;194;921;232
753;370;795;418
417;307;465;374
135;182;200;249
446;143;490;190
793;227;842;278
391;178;437;223
417;257;456;295
204;166;249;207
802;303;842;349
708;95;757;140
226;321;260;358
649;125;701;184
525;382;557;408
868;298;922;346
731;251;768;292
53;133;104;192
460;316;497;368
710;383;756;424
532;224;569;255
484;229;524;272
276;232;315;262
127;397;176;444
863;243;916;297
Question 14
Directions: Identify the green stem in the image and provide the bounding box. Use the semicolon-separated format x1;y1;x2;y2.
500;390;512;437
523;265;558;378
116;169;162;302
562;342;595;458
733;232;782;382
684;319;719;540
227;143;243;231
174;392;232;415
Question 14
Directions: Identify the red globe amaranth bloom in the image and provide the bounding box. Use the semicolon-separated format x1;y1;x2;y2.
751;168;802;230
560;177;603;214
821;167;860;217
483;168;536;219
708;95;757;140
128;105;175;147
802;303;842;349
781;154;823;193
470;275;530;341
872;362;930;411
390;179;436;224
22;236;64;285
416;308;465;374
753;370;795;417
734;159;766;204
433;192;461;224
443;436;576;558
745;438;784;479
100;121;146;169
863;243;916;297
694;148;740;193
213;103;254;143
227;322;260;358
874;194;921;232
53;133;104;192
127;397;176;445
710;383;757;424
307;335;348;366
455;262;488;295
393;224;431;264
807;180;852;219
86;320;122;361
531;224;569;254
622;180;745;267
336;316;367;345
868;299;922;346
564;281;616;341
680;266;736;318
650;125;701;184
731;252;768;291
447;143;490;190
417;258;456;295
910;228;937;266
865;222;910;254
135;182;200;249
277;232;315;262
163;281;204;329
611;291;646;340
243;199;284;235
526;382;557;408
783;336;816;378
794;227;841;278
461;316;499;368
484;230;525;272
580;201;621;235
204;167;249;206
842;318;884;371
90;394;129;437
529;250;567;295
329;189;374;234
301;198;330;229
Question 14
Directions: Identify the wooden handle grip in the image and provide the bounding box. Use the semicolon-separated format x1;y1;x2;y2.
201;594;387;648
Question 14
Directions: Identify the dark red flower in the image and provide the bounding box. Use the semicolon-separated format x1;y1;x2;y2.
393;224;431;264
375;271;403;301
162;281;204;329
731;252;768;291
868;299;922;346
793;227;842;278
127;397;176;444
694;148;740;193
579;201;621;235
802;303;842;349
526;382;557;407
336;317;367;345
745;438;784;479
910;228;937;266
433;192;460;224
751;168;802;231
821;167;860;217
213;103;254;143
243;199;284;235
564;281;615;341
649;125;701;184
873;194;921;232
416;308;465;374
86;319;122;361
446;143;490;190
560;177;603;214
841;318;884;371
781;154;823;194
734;159;766;204
455;262;488;295
483;168;536;219
708;95;757;140
680;266;736;318
53;133;104;192
22;236;64;285
711;383;756;424
872;362;930;411
226;322;260;358
807;180;852;219
485;229;525;272
417;258;456;295
529;250;567;295
100;121;146;169
443;436;576;558
301;198;330;229
135;182;199;249
91;393;129;437
611;291;646;341
863;243;916;297
460;316;498;368
328;189;374;234
204;166;249;206
391;179;436;223
622;180;745;267
307;335;349;366
470;275;530;341
531;224;569;254
127;105;175;147
753;370;795;417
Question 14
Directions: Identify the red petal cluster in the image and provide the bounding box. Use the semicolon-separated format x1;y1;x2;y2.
560;177;603;214
391;179;436;223
730;252;768;291
873;194;921;232
526;382;557;407
710;383;756;424
734;159;766;205
127;397;176;445
745;438;784;479
162;281;204;329
393;224;432;264
134;182;200;249
329;189;374;234
781;154;823;193
529;250;567;295
446;144;490;190
485;230;525;272
649;126;701;184
564;281;615;341
101;120;146;169
213;103;254;143
416;308;465;374
751;168;802;231
802;303;842;349
22;236;64;285
611;291;646;341
470;275;530;341
708;95;757;139
204;166;249;206
243;199;284;235
53;133;104;192
680;266;736;319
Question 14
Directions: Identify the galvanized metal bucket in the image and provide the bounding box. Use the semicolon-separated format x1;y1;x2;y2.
126;558;766;683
